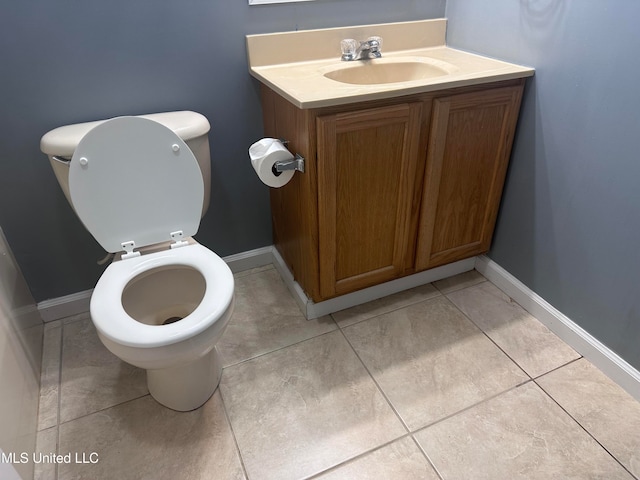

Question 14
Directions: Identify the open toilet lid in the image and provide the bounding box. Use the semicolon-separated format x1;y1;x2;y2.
69;116;204;254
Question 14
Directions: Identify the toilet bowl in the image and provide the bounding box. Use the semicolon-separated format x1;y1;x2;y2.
40;112;234;411
93;240;234;411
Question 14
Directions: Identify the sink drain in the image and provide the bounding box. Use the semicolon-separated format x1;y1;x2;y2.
162;317;182;325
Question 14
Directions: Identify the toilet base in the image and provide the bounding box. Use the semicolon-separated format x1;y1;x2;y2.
146;346;223;411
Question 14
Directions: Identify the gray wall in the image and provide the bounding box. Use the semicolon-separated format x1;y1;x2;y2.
0;0;445;302
446;0;640;370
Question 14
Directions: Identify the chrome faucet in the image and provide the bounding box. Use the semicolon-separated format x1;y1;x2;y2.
340;36;383;61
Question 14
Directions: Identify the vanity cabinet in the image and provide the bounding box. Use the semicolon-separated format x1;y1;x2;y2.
260;79;525;302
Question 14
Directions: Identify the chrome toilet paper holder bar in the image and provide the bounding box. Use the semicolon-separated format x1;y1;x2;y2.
273;154;305;175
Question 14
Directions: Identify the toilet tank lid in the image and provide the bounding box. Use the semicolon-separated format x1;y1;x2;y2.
40;111;210;157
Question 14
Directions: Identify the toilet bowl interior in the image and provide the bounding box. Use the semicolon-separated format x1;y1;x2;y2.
122;265;206;326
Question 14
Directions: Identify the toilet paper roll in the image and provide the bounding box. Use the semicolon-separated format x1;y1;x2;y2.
249;138;295;188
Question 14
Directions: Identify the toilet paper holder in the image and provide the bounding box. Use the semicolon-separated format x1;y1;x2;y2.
272;139;305;176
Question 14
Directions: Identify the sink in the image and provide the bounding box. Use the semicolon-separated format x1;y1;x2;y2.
247;19;535;108
323;59;450;85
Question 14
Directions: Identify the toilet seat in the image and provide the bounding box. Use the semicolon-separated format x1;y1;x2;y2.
90;242;234;349
69;116;204;254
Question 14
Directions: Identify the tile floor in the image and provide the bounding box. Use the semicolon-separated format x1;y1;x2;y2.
34;267;640;480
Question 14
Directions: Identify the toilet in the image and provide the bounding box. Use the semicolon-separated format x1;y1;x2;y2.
40;112;235;411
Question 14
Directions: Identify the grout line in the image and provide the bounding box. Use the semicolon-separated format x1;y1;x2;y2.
55;324;64;480
445;289;574;381
443;285;587;392
221;321;340;370
223;272;439;478
531;356;583;381
217;387;251;480
55;320;151;428
535;380;639;480
54;429;59;480
56;392;153;427
56;324;63;424
334;323;411;434
332;285;537;436
409;435;445;480
303;380;532;480
439;294;533;381
227;277;528;479
304;431;416;480
221;261;342;369
33;425;60;480
454;269;614;474
438;288;621;472
412;379;532;433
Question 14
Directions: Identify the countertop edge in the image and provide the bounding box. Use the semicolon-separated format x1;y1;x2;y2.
250;68;534;110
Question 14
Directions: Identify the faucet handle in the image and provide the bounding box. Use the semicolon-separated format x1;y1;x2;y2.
340;38;358;61
367;36;383;49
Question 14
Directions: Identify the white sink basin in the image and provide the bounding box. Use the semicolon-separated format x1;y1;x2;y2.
323;58;452;85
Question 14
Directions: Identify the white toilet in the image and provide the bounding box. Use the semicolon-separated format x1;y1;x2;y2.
40;111;235;411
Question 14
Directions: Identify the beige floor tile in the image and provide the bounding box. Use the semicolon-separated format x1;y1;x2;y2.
218;268;336;367
60;318;148;423
343;296;528;430
447;282;580;377
332;283;440;328
34;426;58;480
220;330;406;480
415;382;632;479
433;270;486;294
38;324;62;431
314;436;439;480
58;392;245;480
537;359;640;477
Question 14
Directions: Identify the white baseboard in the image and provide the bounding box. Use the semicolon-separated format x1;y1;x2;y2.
37;289;93;323
37;245;275;323
475;255;640;401
272;247;476;319
223;245;275;273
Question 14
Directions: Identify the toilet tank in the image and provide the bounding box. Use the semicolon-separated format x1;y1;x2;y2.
40;111;212;217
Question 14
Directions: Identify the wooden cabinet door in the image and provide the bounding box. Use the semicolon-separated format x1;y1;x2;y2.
416;86;524;270
317;103;422;298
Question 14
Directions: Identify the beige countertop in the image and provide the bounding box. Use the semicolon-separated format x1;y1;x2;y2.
246;19;534;109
